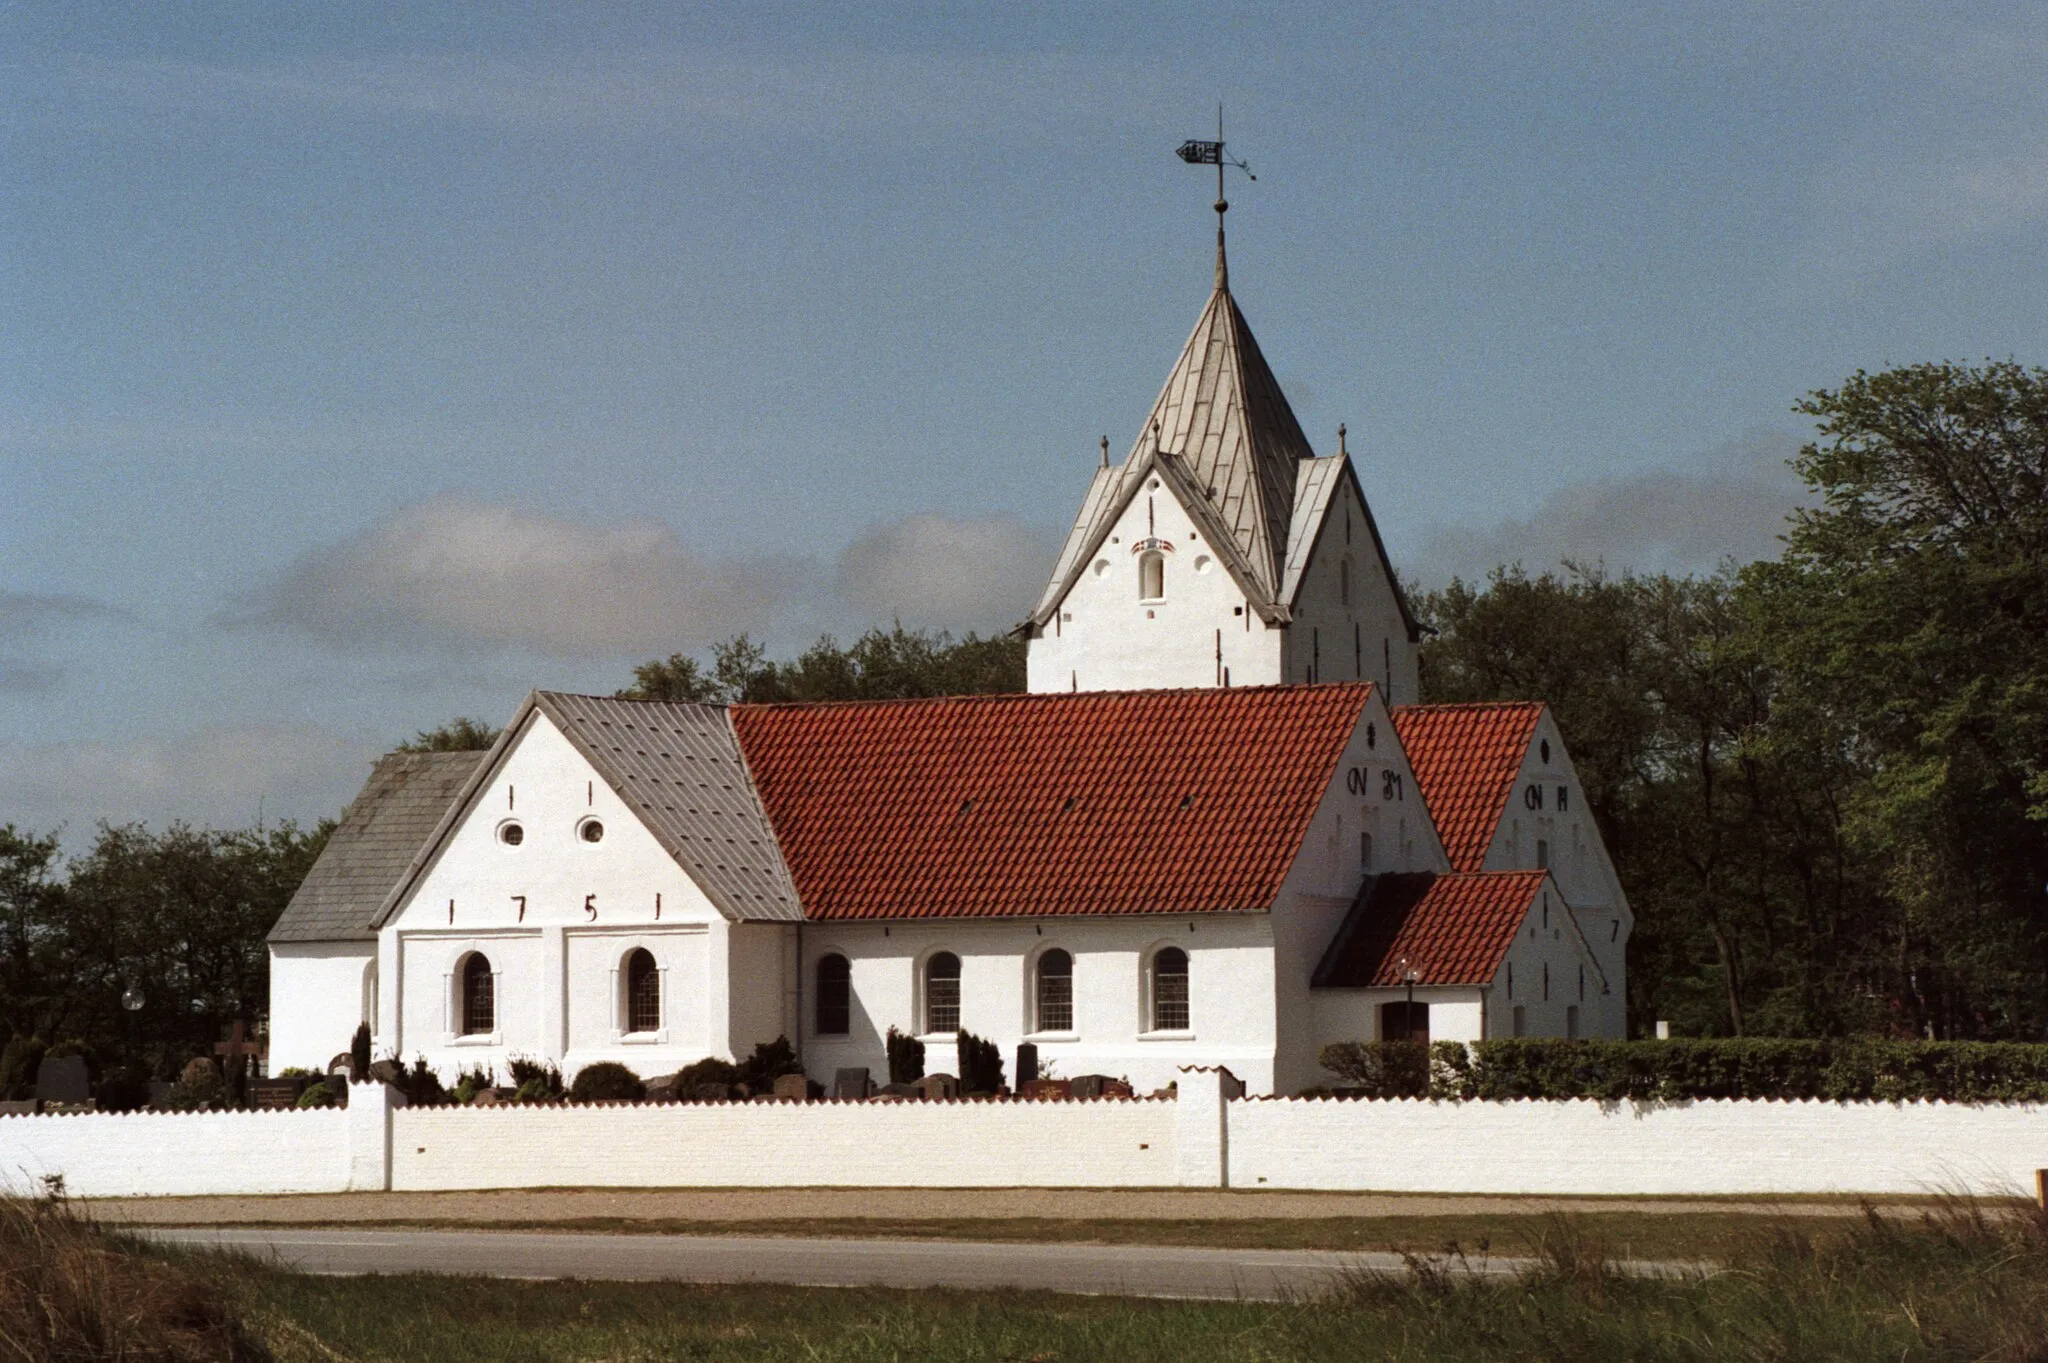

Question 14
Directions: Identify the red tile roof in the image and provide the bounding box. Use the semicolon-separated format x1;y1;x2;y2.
1391;703;1544;872
1313;870;1549;987
731;684;1375;920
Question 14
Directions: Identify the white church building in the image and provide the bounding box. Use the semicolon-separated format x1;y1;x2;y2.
268;226;1632;1096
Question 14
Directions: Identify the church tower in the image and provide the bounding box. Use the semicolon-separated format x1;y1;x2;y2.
1025;191;1420;700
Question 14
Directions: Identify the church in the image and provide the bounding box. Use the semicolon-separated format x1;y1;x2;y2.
267;205;1632;1096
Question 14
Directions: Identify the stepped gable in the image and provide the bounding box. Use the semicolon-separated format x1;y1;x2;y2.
731;683;1376;921
268;750;485;943
1392;702;1545;871
1312;869;1550;988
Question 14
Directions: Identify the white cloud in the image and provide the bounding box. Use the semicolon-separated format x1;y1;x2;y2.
232;497;790;657
835;513;1053;635
1410;429;1805;585
0;725;370;844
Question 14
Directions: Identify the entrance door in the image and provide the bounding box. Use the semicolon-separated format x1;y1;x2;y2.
1380;1000;1430;1044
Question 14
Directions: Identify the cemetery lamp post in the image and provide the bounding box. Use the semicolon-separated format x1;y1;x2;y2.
1396;956;1421;1041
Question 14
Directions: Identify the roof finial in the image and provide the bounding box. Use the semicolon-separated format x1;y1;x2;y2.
1338;423;1347;457
1099;435;1110;468
1175;107;1254;295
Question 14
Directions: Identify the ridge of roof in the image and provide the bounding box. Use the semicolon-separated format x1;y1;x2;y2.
1392;702;1547;872
731;682;1377;922
731;679;1374;715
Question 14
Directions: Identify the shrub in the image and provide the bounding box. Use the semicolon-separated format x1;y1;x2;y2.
737;1036;804;1092
348;1023;372;1081
955;1030;1004;1095
94;1065;151;1113
569;1061;645;1103
505;1056;563;1101
295;1081;337;1109
0;1034;46;1099
886;1027;925;1085
671;1056;741;1094
164;1057;225;1110
1317;1037;2048;1102
450;1065;494;1105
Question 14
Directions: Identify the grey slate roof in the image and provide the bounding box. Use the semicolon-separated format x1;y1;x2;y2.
1031;273;1428;634
267;750;486;944
535;692;802;922
359;692;801;930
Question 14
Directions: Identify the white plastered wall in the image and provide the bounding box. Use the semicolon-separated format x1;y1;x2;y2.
376;711;791;1082
1483;876;1606;1041
268;942;377;1073
1271;686;1448;1093
800;914;1278;1095
1480;711;1631;1038
1281;477;1418;705
1027;475;1283;693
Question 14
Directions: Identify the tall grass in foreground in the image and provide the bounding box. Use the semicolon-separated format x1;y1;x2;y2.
0;1188;265;1361
11;1190;2048;1361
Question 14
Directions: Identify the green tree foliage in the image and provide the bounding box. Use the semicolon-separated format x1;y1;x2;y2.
1744;361;2048;1039
396;717;502;751
621;625;1026;705
0;820;330;1089
1420;361;2048;1040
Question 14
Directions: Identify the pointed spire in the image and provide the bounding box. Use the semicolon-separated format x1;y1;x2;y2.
1099;435;1110;468
1338;423;1347;457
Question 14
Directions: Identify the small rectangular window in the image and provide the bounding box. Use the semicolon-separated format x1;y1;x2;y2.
1536;839;1549;869
1359;831;1373;871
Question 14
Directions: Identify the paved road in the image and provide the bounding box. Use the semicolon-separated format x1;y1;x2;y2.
148;1226;1556;1301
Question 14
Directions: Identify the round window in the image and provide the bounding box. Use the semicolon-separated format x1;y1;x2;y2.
1092;558;1111;578
1192;554;1213;574
498;821;524;847
578;818;605;844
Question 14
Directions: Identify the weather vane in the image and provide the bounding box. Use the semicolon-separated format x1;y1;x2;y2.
1176;106;1254;287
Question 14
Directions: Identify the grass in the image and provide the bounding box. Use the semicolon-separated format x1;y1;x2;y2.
173;1210;1888;1262
19;1191;2048;1361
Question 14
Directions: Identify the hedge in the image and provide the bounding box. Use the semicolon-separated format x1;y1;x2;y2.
1316;1038;2048;1103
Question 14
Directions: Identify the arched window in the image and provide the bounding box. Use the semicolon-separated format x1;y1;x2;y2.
361;959;378;1029
924;952;961;1034
1139;551;1165;601
625;948;660;1033
1151;947;1189;1031
1035;949;1073;1033
816;953;850;1036
460;953;494;1036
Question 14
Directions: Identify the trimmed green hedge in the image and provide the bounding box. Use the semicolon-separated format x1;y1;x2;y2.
1317;1038;2048;1103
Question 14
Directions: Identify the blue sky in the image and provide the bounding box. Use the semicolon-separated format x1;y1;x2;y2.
5;3;2047;841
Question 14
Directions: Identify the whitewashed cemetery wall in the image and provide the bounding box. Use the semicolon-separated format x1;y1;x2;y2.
3;1073;2045;1199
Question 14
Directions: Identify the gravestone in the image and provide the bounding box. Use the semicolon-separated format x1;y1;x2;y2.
1019;1078;1071;1100
832;1067;870;1100
875;1082;917;1099
249;1076;308;1110
1069;1074;1122;1099
771;1073;812;1101
912;1072;958;1100
35;1054;90;1106
692;1082;734;1102
1015;1042;1039;1087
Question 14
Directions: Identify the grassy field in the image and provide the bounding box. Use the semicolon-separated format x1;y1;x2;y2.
12;1194;2048;1361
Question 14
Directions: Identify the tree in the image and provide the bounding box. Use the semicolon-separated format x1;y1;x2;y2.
620;626;1027;705
1740;361;2048;1038
0;826;67;1047
396;717;502;752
